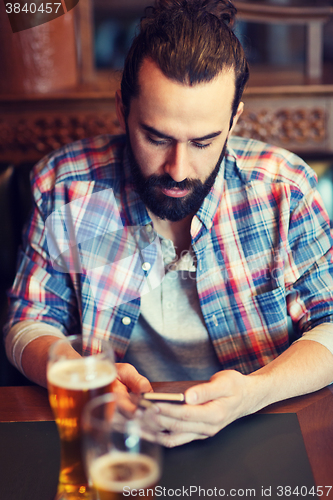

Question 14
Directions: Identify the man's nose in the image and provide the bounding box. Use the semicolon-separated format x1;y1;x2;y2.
164;143;191;183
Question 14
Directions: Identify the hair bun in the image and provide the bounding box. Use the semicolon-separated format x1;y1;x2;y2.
153;0;237;27
202;0;237;27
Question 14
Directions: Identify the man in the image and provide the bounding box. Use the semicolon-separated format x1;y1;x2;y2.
4;0;333;447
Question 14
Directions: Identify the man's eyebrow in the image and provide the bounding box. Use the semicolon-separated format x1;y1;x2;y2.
141;123;173;140
140;123;222;142
192;131;222;141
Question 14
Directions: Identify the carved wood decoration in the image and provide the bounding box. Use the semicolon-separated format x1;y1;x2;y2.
0;103;329;166
0;113;122;164
234;107;327;147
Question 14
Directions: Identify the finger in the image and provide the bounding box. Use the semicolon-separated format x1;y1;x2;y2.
154;399;224;425
156;431;209;448
116;363;152;393
149;410;221;437
134;406;196;436
136;408;166;434
112;378;131;395
185;372;232;405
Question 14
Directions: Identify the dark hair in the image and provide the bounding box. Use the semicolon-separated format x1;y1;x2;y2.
121;0;249;122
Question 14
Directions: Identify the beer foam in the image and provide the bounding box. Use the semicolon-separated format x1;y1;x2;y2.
47;358;116;390
90;452;160;492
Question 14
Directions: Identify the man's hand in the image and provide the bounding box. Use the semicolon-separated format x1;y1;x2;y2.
145;370;251;447
143;338;333;447
109;363;152;417
114;362;153;395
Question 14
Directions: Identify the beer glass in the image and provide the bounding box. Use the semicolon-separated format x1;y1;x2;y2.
83;393;162;500
47;335;117;499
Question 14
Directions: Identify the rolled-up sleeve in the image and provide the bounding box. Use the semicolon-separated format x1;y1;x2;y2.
3;158;81;345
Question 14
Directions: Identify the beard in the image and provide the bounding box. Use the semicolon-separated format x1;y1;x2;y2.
127;136;228;222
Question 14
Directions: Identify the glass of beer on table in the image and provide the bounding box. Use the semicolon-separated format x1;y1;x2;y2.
82;393;162;500
47;335;117;499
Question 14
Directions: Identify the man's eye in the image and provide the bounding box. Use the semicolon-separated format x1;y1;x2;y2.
193;142;211;149
147;136;168;146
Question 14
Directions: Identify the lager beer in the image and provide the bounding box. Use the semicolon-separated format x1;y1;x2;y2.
83;394;162;500
47;338;116;497
90;452;160;500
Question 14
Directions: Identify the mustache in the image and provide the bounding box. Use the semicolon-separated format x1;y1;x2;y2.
144;174;201;190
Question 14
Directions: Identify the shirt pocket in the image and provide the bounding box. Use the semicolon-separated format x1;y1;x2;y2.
223;286;288;338
251;286;287;331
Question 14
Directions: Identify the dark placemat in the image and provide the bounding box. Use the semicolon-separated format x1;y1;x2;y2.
0;413;316;500
161;413;316;499
0;421;60;500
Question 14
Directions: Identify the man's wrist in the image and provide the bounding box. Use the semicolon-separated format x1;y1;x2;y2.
21;334;67;388
245;369;275;415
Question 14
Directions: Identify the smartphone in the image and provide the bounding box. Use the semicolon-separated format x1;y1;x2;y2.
140;392;185;404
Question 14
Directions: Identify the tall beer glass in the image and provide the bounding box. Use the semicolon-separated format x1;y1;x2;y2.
83;393;162;500
47;335;116;499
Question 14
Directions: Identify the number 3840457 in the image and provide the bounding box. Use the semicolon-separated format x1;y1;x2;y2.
5;3;62;14
276;485;332;497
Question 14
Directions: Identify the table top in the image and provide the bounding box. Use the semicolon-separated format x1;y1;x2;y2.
0;383;333;493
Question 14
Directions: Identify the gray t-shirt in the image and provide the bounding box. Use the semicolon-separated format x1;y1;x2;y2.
122;239;222;381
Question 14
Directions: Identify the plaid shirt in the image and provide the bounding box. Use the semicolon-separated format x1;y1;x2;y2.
5;134;333;374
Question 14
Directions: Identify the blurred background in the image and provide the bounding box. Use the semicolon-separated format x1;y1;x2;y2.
94;0;333;74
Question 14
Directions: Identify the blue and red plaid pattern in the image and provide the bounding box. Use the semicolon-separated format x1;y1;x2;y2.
4;134;333;374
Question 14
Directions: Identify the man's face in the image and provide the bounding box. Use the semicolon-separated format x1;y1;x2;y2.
116;59;242;221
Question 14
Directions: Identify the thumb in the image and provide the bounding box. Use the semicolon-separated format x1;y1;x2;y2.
116;362;152;394
185;374;225;405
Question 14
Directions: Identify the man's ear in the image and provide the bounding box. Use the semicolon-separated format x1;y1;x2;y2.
229;102;244;135
115;89;126;133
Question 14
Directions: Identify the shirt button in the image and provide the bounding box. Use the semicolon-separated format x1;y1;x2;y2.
142;262;151;272
122;316;131;326
207;221;213;230
146;224;153;233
